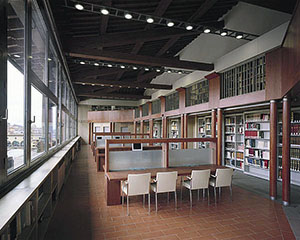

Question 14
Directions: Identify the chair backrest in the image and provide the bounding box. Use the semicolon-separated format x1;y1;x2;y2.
190;169;211;189
215;168;233;187
127;173;151;196
156;171;178;193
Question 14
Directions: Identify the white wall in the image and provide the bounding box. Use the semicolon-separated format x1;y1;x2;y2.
78;105;90;144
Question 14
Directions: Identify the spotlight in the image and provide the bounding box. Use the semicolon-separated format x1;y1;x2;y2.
75;4;84;10
120;65;125;69
107;64;113;68
144;67;150;71
146;17;154;23
48;58;52;61
79;61;85;65
236;34;243;39
82;83;85;86
156;69;161;72
14;54;20;58
94;63;100;66
178;71;182;74
132;66;138;70
92;84;95;86
101;9;109;15
220;31;227;36
119;86;122;88
167;70;172;73
110;85;113;87
167;21;174;27
204;28;211;33
186;25;193;30
124;13;132;19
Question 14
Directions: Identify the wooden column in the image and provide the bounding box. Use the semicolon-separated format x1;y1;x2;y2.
162;117;167;138
149;119;154;145
133;121;137;137
88;122;91;145
217;108;223;166
140;120;144;138
180;114;185;149
183;114;188;149
109;122;114;133
282;96;291;206
270;100;278;200
211;109;216;138
91;122;94;142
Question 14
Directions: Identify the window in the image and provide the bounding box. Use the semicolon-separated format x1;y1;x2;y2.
152;99;161;114
135;108;140;118
142;104;149;117
48;99;57;149
7;0;26;173
48;43;58;96
186;79;209;107
61;111;66;142
62;72;66;106
31;86;46;160
165;92;179;111
31;1;47;85
220;55;266;99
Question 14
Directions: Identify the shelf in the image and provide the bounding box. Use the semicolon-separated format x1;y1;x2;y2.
236;159;244;161
245;120;270;123
245;129;270;131
278;156;300;161
37;194;51;219
225;124;235;126
225;132;235;135
278;143;300;149
245;164;269;170
236;150;245;153
225;141;235;143
278;134;300;137
245;146;269;151
225;148;235;151
245;137;270;141
245;156;269;161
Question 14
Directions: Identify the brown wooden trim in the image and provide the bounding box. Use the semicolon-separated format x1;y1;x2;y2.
217;108;223;166
105;139;109;172
149;119;154;145
160;96;166;114
140;120;144;137
88;122;91;145
109;122;113;133
269;100;278;200
211;109;216;138
162;117;167;138
282;97;291;205
183;114;188;149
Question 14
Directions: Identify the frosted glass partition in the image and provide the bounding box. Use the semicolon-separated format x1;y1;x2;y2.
169;148;212;167
109;150;163;171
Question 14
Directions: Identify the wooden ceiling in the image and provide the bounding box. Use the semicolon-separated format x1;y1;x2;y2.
49;0;297;101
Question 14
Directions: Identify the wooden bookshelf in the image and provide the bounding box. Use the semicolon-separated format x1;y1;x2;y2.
244;112;270;180
224;114;244;170
169;119;180;149
197;116;212;149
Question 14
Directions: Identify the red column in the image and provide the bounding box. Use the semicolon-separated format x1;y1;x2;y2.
270;100;278;200
183;114;188;149
88;122;91;145
162;117;167;138
134;121;137;137
217;108;223;166
180;114;185;149
140;120;144;138
282;96;291;206
211;109;216;139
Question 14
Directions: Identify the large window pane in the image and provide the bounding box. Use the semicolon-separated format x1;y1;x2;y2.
62;111;66;142
48;100;57;149
48;43;57;96
7;0;25;173
62;72;66;106
31;86;46;160
31;1;47;84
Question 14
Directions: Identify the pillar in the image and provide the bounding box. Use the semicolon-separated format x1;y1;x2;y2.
211;109;216;138
162;117;167;138
282;96;291;206
217;108;223;166
140;120;144;138
149;119;154;145
88;122;91;145
270;100;278;200
180;114;185;149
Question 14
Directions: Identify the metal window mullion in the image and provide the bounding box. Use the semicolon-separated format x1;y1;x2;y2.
59;64;62;145
45;30;49;153
25;0;32;167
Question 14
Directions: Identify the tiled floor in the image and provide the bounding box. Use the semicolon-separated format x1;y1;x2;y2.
45;145;295;240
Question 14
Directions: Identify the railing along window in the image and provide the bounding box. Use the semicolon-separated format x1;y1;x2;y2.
165;92;179;111
220;55;266;99
186;79;209;107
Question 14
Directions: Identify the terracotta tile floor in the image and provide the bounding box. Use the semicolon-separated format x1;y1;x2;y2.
45;145;295;240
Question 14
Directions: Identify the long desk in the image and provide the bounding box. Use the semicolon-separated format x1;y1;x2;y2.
105;165;227;205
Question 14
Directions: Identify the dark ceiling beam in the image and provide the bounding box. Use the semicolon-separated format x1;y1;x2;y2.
73;79;172;90
71;68;123;80
67;51;214;71
100;0;112;35
77;93;151;100
137;72;161;82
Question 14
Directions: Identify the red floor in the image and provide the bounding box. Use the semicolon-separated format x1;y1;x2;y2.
45;145;295;240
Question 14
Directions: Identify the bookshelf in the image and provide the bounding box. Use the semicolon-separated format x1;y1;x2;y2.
278;110;300;186
197;116;212;148
224;114;244;170
244;112;270;180
169;119;180;149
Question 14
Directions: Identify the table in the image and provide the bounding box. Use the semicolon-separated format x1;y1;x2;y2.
105;165;227;205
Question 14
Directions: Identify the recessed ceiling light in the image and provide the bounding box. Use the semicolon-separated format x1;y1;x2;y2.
178;71;182;74
101;84;104;86
167;70;172;73
128;86;131;88
144;67;150;71
14;54;20;58
156;69;161;72
220;31;227;36
110;85;113;87
167;21;174;27
120;65;125;69
48;58;52;61
82;83;85;86
101;9;109;15
204;28;211;33
186;25;193;31
132;66;138;70
124;13;132;19
107;64;113;67
94;63;99;66
75;4;84;10
119;86;122;88
79;61;85;65
136;87;139;89
146;17;154;23
236;34;243;39
92;84;95;86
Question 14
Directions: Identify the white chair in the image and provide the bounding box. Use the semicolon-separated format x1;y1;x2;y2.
181;169;211;207
151;171;178;212
121;173;151;215
209;168;233;204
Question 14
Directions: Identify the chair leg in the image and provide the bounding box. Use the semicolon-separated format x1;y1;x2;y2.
230;185;232;201
207;188;210;205
203;189;205;201
197;189;200;201
122;191;124;206
148;193;151;214
143;194;145;207
180;179;183;202
219;187;221;197
214;187;217;204
127;196;129;216
155;192;158;212
167;192;169;203
189;189;192;208
174;191;177;210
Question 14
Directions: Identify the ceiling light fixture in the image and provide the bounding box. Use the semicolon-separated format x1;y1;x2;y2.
186;25;193;30
92;84;95;86
82;83;85;85
101;84;104;86
94;63;99;66
178;71;182;74
124;13;132;19
120;65;125;69
14;54;20;58
75;4;84;10
144;67;150;71
146;17;154;23
236;34;243;39
156;69;161;72
101;9;109;15
167;70;172;73
79;61;85;65
107;64;113;67
110;85;113;87
167;21;174;27
48;58;52;61
132;66;138;70
220;31;227;36
204;28;211;33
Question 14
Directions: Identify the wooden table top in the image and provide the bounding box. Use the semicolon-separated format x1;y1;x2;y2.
105;165;227;181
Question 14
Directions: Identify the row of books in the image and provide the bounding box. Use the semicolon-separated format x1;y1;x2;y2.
245;139;269;149
225;135;235;142
246;158;269;169
246;113;269;122
278;158;300;171
225;126;235;133
225;118;235;124
226;151;235;159
237;127;244;134
236;152;244;159
245;148;269;159
279;148;300;159
279;124;300;135
245;123;260;129
245;130;265;138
